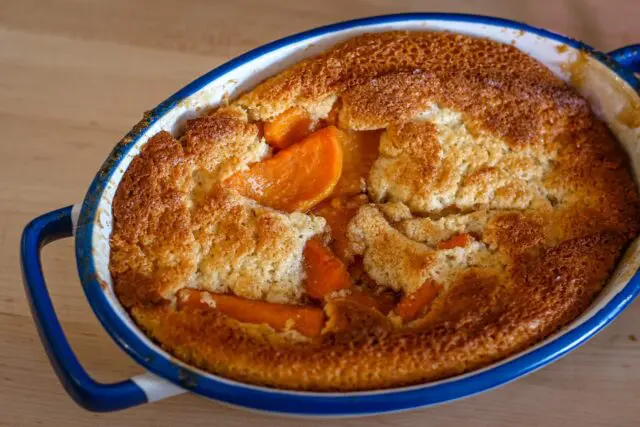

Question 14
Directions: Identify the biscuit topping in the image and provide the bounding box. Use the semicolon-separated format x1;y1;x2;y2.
110;31;639;391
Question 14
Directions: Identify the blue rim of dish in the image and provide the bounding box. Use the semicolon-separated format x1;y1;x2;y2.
75;13;640;416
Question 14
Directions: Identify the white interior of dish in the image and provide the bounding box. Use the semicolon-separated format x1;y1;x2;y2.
88;19;640;391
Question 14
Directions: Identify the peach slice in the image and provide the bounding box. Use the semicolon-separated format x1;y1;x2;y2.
395;281;440;323
331;130;381;197
226;126;344;212
311;195;367;263
264;107;313;150
303;239;352;299
437;233;473;250
177;289;324;337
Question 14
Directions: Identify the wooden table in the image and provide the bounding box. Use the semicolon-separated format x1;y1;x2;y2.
1;0;639;425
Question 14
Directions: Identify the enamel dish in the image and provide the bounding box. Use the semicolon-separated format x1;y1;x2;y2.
21;14;640;416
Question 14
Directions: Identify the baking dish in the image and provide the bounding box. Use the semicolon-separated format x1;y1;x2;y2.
20;13;640;416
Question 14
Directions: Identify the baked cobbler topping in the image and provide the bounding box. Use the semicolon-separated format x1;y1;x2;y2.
110;31;639;391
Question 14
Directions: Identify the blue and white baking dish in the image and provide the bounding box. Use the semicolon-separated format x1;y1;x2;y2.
20;13;640;416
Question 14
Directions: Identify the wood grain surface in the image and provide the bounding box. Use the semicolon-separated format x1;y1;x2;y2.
1;1;639;425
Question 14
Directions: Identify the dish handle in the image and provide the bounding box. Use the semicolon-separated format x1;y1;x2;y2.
608;44;640;73
21;205;185;412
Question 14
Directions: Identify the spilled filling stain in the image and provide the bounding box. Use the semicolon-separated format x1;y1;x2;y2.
617;100;640;128
563;50;590;89
562;50;640;129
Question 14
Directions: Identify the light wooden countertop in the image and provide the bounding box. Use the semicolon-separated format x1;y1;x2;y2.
1;0;639;425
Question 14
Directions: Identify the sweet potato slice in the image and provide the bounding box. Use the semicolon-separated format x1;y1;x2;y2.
303;239;352;299
226;126;344;212
331;130;381;197
177;289;324;337
437;233;472;250
395;281;440;323
264;107;313;149
311;195;368;263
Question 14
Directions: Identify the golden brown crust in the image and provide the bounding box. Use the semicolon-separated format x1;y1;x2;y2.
368;120;441;205
182;106;267;181
110;31;640;391
348;204;436;294
192;189;326;303
131;231;625;391
236;31;586;147
110;131;197;306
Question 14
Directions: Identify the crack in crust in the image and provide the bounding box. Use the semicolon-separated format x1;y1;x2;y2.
110;31;640;391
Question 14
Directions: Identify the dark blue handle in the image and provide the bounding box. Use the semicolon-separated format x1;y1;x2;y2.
609;44;640;73
21;206;147;412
